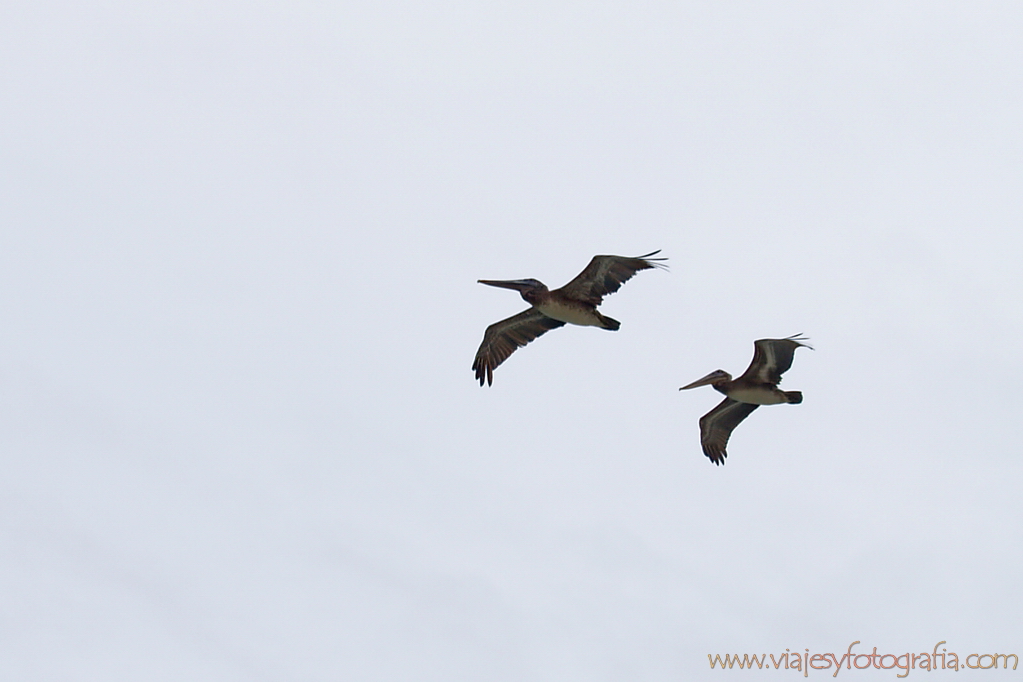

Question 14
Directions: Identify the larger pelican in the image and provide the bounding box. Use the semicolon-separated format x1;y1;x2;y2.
679;335;812;464
473;251;667;386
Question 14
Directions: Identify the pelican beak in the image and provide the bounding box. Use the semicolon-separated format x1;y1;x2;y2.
478;279;533;291
679;370;727;391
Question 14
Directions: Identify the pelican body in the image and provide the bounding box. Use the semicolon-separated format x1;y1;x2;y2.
473;251;667;386
476;278;622;330
679;335;812;464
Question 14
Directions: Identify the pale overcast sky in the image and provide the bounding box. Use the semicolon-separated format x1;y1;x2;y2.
2;1;1022;680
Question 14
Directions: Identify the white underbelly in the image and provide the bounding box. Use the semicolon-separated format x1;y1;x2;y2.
729;388;787;405
537;301;601;326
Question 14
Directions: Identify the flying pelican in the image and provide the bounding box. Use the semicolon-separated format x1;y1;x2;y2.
679;335;812;464
473;251;668;386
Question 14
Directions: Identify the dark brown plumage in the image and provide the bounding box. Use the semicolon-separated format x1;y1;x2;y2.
680;335;811;464
473;251;667;386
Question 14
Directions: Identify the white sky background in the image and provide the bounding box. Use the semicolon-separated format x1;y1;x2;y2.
2;1;1022;679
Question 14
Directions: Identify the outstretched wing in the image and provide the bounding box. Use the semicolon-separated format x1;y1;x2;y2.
472;309;567;386
737;335;813;386
698;398;760;465
555;250;668;306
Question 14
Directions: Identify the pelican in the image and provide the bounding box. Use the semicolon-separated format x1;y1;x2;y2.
679;335;812;464
473;251;667;386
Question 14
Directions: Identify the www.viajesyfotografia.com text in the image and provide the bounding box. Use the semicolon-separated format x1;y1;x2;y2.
708;641;1017;677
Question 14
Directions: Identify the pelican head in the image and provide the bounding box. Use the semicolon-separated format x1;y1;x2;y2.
478;278;548;303
679;369;732;391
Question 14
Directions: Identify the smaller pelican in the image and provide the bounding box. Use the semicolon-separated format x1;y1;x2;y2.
473;251;667;385
679;335;812;465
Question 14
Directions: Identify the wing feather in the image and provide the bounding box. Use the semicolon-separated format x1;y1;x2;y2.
698;398;760;465
555;251;667;306
738;335;812;385
472;309;566;386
